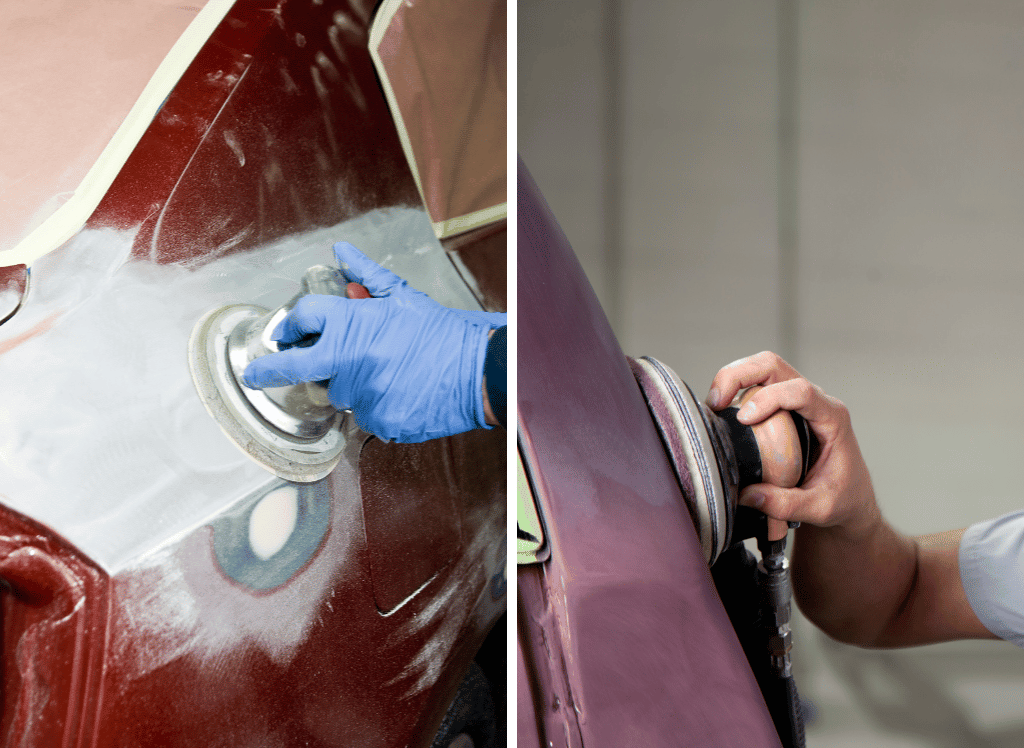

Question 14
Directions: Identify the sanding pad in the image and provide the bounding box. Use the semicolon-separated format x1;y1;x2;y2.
629;356;730;565
188;303;348;483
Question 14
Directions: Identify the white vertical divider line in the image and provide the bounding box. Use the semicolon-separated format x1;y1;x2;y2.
507;0;518;744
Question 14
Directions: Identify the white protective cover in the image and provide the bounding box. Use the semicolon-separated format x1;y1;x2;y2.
0;0;232;267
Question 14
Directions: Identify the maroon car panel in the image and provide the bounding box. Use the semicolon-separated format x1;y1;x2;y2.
0;511;109;747
89;0;419;266
517;158;782;747
0;428;503;748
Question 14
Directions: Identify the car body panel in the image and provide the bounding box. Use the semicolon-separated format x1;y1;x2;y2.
0;0;227;262
0;2;505;745
517;158;781;747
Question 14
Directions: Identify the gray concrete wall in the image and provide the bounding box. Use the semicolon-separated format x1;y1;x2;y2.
520;2;1024;745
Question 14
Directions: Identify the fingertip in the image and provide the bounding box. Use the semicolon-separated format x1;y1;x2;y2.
240;362;267;389
331;242;403;296
704;387;721;409
241;353;300;389
279;294;338;341
332;241;360;274
767;517;790;542
723;355;752;370
737;398;759;423
240;347;330;389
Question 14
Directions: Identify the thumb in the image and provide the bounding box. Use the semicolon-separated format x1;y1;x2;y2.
739;482;803;524
241;346;335;389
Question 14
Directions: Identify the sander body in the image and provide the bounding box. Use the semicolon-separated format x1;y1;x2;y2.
630;355;819;748
188;264;367;483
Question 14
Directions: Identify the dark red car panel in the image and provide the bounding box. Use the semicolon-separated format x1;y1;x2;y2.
0;511;109;746
93;431;505;747
517;159;781;747
2;430;504;748
90;0;419;267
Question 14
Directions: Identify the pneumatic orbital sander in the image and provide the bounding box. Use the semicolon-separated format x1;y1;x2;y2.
188;265;369;483
631;355;818;748
629;356;818;566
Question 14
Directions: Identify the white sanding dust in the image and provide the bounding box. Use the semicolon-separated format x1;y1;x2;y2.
0;207;480;572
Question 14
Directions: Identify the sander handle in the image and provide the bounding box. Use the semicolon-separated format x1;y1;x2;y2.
273;281;372;402
788;410;821;488
717;404;820;491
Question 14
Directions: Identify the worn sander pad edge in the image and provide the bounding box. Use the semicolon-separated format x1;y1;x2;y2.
628;356;728;565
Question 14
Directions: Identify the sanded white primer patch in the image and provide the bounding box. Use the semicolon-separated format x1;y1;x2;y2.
111;469;359;677
249;485;299;560
0;206;480;572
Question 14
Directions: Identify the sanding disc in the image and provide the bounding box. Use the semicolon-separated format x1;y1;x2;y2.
188;304;348;483
629;356;729;565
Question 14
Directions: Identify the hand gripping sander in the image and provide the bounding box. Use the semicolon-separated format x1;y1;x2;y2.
188;265;368;483
628;356;819;566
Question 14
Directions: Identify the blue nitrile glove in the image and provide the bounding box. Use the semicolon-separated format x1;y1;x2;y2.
241;242;506;443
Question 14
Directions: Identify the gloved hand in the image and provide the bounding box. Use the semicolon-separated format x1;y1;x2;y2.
241;242;505;443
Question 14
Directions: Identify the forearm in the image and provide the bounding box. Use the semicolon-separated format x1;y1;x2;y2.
880;528;996;645
793;520;997;647
791;504;919;647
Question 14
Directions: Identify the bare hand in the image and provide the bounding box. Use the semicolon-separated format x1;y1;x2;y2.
705;351;880;539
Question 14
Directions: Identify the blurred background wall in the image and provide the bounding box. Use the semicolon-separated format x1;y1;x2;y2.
520;1;1024;745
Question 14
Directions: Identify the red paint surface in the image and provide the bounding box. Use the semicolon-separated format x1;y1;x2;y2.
0;510;109;748
0;1;506;744
0;427;504;747
517;158;782;747
442;222;507;313
89;0;419;266
0;266;25;296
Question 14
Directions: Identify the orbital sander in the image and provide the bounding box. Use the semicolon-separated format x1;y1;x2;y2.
629;355;818;565
188;264;369;483
630;355;818;748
